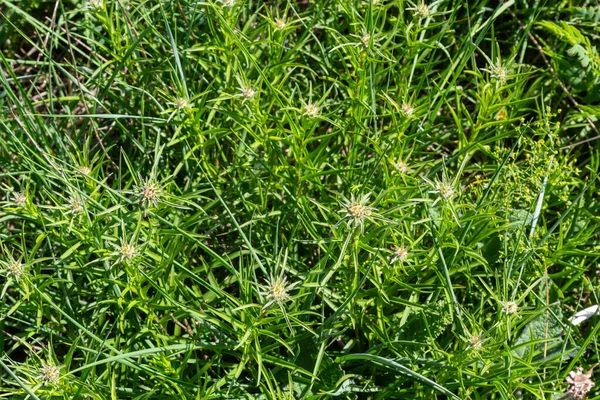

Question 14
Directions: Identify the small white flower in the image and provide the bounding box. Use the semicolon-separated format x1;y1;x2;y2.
78;166;91;175
339;193;376;231
466;333;484;351
12;191;26;207
38;363;61;385
485;60;510;85
401;102;415;118
566;367;595;399
424;175;456;204
238;86;256;101
435;180;455;200
4;257;24;281
274;17;287;30
347;30;384;52
390;246;409;264
393;159;410;174
303;102;320;118
262;275;296;307
114;238;138;261
408;2;432;19
66;196;84;214
175;97;190;110
134;177;163;208
501;300;518;315
219;0;235;7
361;33;371;48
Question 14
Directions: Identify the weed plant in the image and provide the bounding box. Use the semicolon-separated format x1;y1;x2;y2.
1;0;600;399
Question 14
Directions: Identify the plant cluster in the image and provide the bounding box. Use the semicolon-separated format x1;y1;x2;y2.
0;0;599;399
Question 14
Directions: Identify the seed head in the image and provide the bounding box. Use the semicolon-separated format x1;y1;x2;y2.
274;17;287;30
436;180;455;200
5;259;24;281
566;367;595;399
38;363;61;385
361;33;371;48
401;102;415;118
339;193;375;231
408;2;431;19
12;192;26;207
238;86;256;101
79;166;91;175
426;176;456;203
174;97;190;110
394;159;410;174
487;61;509;84
67;196;84;214
265;276;292;304
501;300;518;315
303;102;320;118
134;177;163;208
391;246;409;264
467;334;484;351
115;239;138;261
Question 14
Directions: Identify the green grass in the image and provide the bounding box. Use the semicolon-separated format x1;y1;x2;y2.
1;0;600;398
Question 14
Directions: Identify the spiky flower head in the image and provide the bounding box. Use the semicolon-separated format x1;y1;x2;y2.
339;193;376;231
114;238;138;262
361;33;371;48
79;165;92;175
435;180;455;200
394;159;410;174
4;257;24;281
401;102;415;118
174;97;190;110
390;246;409;264
12;191;26;207
485;60;510;85
262;275;298;308
566;366;595;399
425;175;456;204
238;86;256;101
467;334;484;351
134;177;163;208
38;363;61;385
67;196;84;214
219;0;235;7
501;300;518;315
303;102;320;118
274;17;287;30
408;2;431;19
